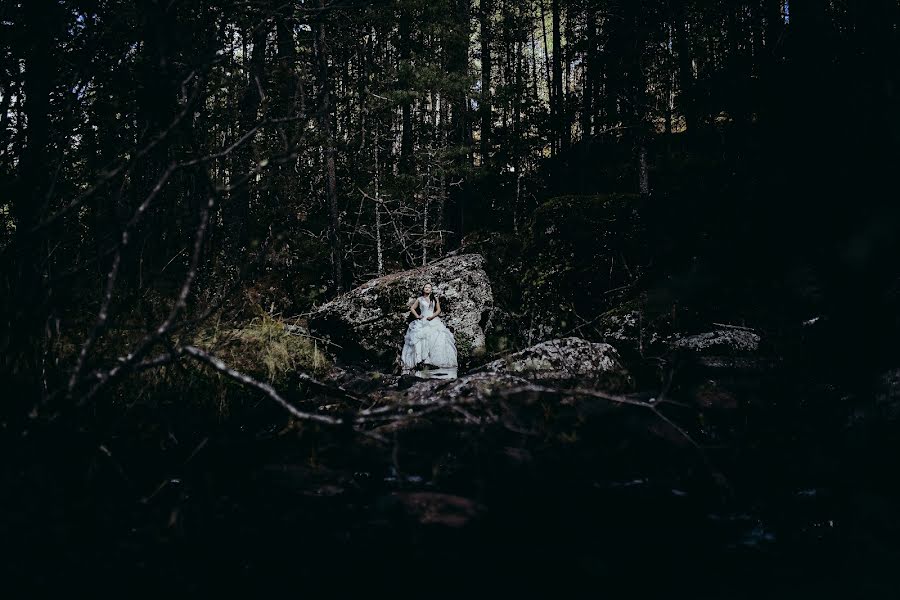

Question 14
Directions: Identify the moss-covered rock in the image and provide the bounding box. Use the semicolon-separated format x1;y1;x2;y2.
473;336;633;391
669;328;760;353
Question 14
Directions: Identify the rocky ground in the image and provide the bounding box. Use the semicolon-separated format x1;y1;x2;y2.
6;253;897;597
264;252;900;596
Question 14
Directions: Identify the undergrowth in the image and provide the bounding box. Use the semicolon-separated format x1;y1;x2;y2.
192;307;330;382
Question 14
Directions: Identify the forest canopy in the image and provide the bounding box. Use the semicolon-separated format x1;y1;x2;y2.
2;0;899;442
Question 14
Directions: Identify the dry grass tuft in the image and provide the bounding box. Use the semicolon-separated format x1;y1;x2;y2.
193;308;331;383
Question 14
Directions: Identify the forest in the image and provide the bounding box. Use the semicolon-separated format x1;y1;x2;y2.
2;0;900;595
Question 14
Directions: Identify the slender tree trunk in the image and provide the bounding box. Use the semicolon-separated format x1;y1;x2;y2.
562;2;571;151
664;24;674;137
513;37;523;229
0;79;13;176
274;4;299;241
447;0;471;248
673;0;696;134
514;37;523;144
14;4;52;239
727;5;750;131
375;124;383;276
314;1;344;292
539;0;553;153
437;96;449;254
275;7;297;120
582;5;595;139
759;0;784;135
639;145;649;196
422;191;429;266
399;9;414;175
230;22;267;251
551;0;563;153
5;0;56;401
530;26;540;102
764;0;783;58
624;0;650;196
479;0;492;166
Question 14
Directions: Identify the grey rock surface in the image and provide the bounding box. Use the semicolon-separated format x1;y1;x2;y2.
308;254;493;367
473;336;632;388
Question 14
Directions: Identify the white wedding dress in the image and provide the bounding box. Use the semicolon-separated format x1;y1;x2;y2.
401;296;458;373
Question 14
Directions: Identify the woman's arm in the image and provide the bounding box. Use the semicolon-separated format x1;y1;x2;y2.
427;297;442;320
409;298;422;319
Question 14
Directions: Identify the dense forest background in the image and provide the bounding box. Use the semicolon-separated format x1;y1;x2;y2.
1;0;900;595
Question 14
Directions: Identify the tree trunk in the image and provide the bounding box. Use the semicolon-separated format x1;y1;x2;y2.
562;2;571;151
582;4;595;139
664;24;673;135
764;0;783;57
399;9;415;175
639;145;650;197
446;0;471;248
539;0;553;154
375;125;383;276
673;0;697;134
229;21;267;252
422;191;429;266
4;0;57;403
479;0;492;166
275;6;299;131
623;0;650;196
529;26;540;103
314;1;344;292
551;0;564;153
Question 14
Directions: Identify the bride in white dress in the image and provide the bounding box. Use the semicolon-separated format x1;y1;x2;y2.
401;283;458;374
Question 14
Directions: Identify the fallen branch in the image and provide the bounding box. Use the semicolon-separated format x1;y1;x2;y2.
711;322;756;332
283;324;344;349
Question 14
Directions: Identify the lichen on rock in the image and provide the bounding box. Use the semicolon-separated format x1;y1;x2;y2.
473;336;633;390
669;328;760;353
666;326;768;371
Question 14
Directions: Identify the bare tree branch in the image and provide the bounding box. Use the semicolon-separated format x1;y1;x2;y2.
183;345;343;426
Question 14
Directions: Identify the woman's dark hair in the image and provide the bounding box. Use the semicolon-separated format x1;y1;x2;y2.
420;284;436;305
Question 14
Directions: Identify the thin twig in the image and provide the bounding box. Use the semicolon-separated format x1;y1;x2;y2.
183;345;342;426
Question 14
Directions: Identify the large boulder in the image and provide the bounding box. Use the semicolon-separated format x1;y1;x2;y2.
669;328;760;353
666;327;763;370
308;254;494;368
472;336;633;390
663;326;776;413
593;304;673;358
